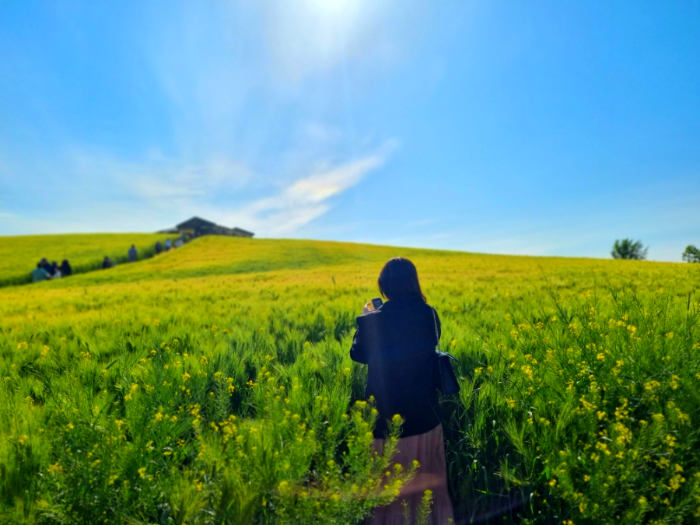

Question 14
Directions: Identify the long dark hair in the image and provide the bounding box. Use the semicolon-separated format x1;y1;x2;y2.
60;260;72;275
378;257;426;302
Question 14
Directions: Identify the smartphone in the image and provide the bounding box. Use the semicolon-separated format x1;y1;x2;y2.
371;297;383;310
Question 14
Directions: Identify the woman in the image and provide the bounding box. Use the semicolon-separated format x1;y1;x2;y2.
350;257;454;525
60;260;72;277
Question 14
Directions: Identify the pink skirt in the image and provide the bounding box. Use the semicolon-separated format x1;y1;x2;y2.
370;424;454;525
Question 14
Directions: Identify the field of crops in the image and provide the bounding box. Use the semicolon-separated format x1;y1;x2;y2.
1;235;699;524
0;233;174;287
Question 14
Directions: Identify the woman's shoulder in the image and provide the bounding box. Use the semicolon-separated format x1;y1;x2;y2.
424;303;438;315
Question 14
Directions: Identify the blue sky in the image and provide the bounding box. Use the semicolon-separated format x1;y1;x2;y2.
1;1;698;261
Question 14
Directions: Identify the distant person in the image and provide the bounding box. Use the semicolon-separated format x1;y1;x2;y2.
101;256;115;269
128;244;138;262
155;241;163;255
350;257;454;524
50;261;59;277
39;258;50;273
31;262;50;283
174;237;183;248
43;261;56;277
164;238;172;251
60;260;72;277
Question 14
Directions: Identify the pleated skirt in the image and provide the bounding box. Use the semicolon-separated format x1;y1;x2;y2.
370;424;454;525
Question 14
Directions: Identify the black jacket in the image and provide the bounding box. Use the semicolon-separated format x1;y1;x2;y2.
350;298;441;438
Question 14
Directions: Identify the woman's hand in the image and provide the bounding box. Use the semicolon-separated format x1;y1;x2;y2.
362;302;372;315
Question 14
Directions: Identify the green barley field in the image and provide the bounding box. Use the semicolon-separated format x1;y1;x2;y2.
0;233;174;287
1;235;699;524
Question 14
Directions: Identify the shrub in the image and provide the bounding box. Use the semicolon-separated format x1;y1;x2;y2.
682;245;700;263
612;239;648;260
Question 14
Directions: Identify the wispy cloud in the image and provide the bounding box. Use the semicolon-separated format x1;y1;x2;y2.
0;2;408;237
129;158;253;202
0;135;396;236
230;148;390;234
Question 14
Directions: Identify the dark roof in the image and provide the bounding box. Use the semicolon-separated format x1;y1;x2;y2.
231;227;254;236
176;217;216;229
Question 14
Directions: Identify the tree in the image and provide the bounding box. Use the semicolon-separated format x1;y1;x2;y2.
682;245;700;263
611;239;648;260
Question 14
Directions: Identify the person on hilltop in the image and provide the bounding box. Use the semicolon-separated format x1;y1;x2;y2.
101;256;115;269
31;262;51;283
164;238;172;251
350;257;454;524
155;241;163;255
44;260;57;278
60;260;72;277
39;257;50;273
51;261;62;279
128;244;138;262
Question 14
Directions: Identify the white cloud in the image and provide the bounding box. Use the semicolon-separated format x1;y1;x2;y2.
231;151;388;234
0;136;395;237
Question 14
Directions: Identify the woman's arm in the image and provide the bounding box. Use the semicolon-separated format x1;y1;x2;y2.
349;323;369;364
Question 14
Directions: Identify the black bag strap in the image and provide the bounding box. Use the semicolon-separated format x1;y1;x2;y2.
430;307;459;362
430;306;442;352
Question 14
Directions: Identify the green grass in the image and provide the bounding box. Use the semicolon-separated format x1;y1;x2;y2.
0;233;175;287
1;235;699;524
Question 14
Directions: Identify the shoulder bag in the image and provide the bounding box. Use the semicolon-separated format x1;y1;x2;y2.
430;307;461;396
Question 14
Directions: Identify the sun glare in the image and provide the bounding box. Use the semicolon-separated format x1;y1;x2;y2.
309;0;355;11
306;0;358;19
